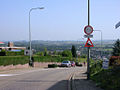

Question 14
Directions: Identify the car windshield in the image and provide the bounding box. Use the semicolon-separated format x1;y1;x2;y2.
62;61;69;63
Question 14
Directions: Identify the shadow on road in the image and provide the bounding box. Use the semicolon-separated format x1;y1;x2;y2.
47;80;68;90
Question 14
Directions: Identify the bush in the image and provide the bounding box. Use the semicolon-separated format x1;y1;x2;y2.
0;56;29;66
34;56;72;62
90;60;103;75
80;55;87;58
6;50;24;56
62;50;72;58
76;63;83;67
0;50;6;56
91;66;120;90
48;64;58;68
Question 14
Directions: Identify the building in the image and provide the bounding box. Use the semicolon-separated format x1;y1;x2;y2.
0;42;26;51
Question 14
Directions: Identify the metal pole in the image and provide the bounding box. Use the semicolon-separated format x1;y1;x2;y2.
29;7;44;67
101;31;102;58
88;0;90;26
29;9;32;67
87;0;90;80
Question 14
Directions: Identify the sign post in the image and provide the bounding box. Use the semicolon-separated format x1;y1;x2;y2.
84;25;94;80
84;0;94;80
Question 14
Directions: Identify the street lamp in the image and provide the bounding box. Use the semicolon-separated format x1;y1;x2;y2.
93;30;103;59
29;7;44;67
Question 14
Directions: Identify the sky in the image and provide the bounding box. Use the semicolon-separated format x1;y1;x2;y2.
0;0;120;41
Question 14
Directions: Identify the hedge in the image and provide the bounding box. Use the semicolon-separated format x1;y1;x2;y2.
0;56;29;66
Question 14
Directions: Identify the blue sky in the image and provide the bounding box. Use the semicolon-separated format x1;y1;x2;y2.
0;0;120;41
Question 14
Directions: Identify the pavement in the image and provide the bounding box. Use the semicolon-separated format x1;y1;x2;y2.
0;67;82;90
71;67;103;90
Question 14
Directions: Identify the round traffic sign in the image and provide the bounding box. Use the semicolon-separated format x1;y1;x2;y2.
84;25;93;35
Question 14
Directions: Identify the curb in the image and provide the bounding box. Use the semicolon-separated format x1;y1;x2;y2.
68;73;73;90
68;72;75;90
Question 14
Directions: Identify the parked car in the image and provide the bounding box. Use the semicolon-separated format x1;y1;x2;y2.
70;61;75;67
61;61;71;67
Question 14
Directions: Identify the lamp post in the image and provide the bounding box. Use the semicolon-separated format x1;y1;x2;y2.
29;7;44;67
94;30;103;59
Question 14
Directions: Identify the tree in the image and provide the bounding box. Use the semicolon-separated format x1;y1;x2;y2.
53;50;57;55
71;45;77;57
44;48;48;56
112;39;120;56
62;50;72;57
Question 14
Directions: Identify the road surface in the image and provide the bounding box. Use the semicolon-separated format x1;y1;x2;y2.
0;67;84;90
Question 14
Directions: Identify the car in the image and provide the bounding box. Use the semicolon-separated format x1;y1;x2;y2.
70;61;75;67
61;61;71;67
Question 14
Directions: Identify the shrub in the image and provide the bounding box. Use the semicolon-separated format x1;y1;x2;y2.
0;56;29;66
0;50;6;56
48;64;58;68
80;55;87;58
76;63;83;67
90;60;102;75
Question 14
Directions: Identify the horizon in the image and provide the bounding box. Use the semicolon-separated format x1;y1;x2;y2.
1;39;117;42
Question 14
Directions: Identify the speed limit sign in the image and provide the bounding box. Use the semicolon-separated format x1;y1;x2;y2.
84;25;93;35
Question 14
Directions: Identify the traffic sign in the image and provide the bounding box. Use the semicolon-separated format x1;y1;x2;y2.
84;35;93;38
84;38;94;47
102;58;109;69
84;25;93;35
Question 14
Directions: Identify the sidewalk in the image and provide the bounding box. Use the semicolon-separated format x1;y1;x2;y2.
71;67;103;90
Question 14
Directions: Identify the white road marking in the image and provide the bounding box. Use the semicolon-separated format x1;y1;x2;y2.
0;74;18;76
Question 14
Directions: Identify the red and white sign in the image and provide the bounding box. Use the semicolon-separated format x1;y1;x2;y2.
84;25;93;35
84;38;94;47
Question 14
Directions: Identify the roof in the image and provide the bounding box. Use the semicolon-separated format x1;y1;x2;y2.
0;42;4;44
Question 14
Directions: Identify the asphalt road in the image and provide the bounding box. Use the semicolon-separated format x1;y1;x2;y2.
0;67;84;90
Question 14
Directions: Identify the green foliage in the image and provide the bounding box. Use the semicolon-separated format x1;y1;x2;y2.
36;52;44;56
90;59;120;90
0;50;6;56
6;50;24;56
0;56;29;66
91;66;120;90
44;48;48;56
0;55;87;66
71;45;77;57
80;55;87;58
90;60;103;75
53;50;57;55
33;55;72;62
112;39;120;56
62;50;72;58
48;64;58;68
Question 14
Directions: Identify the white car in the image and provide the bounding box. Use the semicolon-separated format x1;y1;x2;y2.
61;61;71;67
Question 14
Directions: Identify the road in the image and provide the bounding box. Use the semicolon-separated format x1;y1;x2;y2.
0;67;84;90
